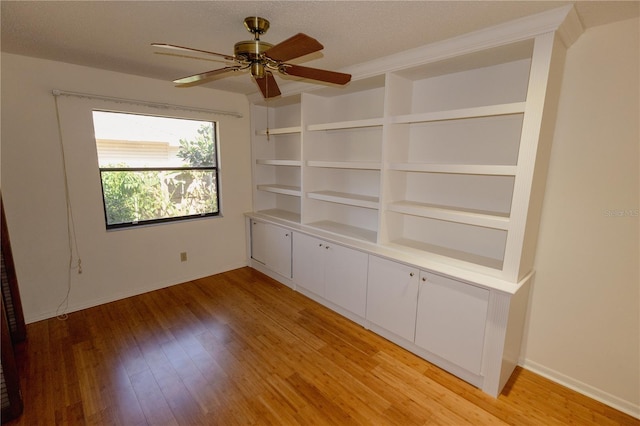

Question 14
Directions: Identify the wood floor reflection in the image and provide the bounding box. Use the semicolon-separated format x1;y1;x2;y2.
7;267;638;425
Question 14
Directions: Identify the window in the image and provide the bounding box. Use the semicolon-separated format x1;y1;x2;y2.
92;111;220;229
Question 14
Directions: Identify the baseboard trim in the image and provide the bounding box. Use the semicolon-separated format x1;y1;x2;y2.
25;261;248;324
521;359;640;419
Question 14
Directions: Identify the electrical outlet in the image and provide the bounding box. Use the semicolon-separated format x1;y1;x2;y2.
180;252;188;262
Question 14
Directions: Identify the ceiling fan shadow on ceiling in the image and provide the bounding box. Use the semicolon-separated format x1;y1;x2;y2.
152;16;352;99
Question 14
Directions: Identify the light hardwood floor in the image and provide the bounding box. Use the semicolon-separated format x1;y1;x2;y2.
6;267;639;425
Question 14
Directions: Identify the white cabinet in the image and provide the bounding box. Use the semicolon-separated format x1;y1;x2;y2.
367;256;490;376
366;256;419;341
250;219;292;278
292;232;325;295
324;242;369;317
293;232;368;317
415;271;489;375
250;218;269;265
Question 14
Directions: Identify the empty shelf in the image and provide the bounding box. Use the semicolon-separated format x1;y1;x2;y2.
307;191;379;209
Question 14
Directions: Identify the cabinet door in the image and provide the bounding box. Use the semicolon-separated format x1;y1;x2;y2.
415;272;489;375
266;225;292;278
366;256;419;341
324;243;368;317
250;220;268;265
292;233;325;296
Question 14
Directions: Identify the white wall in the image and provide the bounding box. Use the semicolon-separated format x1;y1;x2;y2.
524;17;639;416
1;53;252;322
1;14;638;418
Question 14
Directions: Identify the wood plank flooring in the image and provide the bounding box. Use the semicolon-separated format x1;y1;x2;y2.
6;267;639;425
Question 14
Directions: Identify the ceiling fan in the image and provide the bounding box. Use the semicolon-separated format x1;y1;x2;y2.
152;16;352;98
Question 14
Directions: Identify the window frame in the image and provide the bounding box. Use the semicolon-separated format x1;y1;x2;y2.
93;110;222;230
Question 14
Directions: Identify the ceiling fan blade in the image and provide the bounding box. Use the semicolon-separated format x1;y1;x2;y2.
152;43;237;62
173;66;242;86
281;64;351;85
264;33;323;62
254;72;281;98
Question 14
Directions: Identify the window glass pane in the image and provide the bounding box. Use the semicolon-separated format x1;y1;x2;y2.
101;169;218;226
92;111;216;168
92;110;220;228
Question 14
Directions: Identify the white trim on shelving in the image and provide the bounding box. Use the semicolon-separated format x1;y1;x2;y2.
249;5;580;101
255;126;302;135
390;102;526;124
307;190;379;209
307;160;381;170
307;117;384;131
256;159;302;166
387;200;510;230
256;184;301;197
388;163;517;176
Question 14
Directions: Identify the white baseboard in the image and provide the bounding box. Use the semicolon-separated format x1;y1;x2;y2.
25;261;248;324
521;359;640;419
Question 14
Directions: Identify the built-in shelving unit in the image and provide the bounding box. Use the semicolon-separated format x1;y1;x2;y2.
300;75;386;241
377;37;540;280
248;5;581;398
249;7;575;284
251;95;303;223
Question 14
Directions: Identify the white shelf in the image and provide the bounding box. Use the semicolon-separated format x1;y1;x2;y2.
390;102;526;124
255;209;301;224
307;190;379;209
388;239;504;270
257;184;301;197
307;117;384;131
256;159;302;167
388;201;510;230
307;161;381;170
256;126;302;135
388;163;517;176
307;220;378;243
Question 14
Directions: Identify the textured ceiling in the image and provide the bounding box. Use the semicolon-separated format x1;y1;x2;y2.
2;1;638;97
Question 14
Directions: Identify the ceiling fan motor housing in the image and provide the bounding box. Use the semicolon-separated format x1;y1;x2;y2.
234;40;274;78
234;40;274;61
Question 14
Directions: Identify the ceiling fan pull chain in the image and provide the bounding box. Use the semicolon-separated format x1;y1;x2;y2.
266;106;270;141
265;77;270;141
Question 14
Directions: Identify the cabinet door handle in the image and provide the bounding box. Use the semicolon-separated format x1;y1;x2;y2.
319;243;323;247
422;277;426;282
285;233;289;237
325;245;330;249
410;272;414;277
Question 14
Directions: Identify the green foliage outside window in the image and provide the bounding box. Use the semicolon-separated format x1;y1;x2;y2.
100;123;218;227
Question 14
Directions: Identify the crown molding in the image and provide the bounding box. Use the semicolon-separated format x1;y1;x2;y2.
256;5;582;101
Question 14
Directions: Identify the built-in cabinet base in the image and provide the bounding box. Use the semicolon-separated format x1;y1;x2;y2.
246;214;531;397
